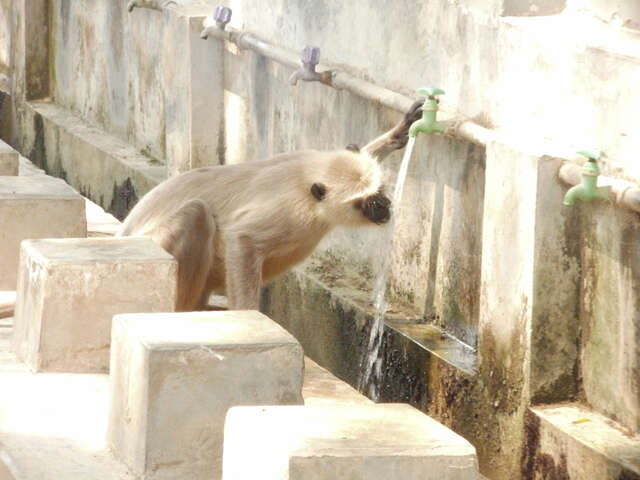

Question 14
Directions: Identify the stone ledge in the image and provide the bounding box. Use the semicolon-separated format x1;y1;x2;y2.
525;403;640;479
262;266;478;401
23;101;166;220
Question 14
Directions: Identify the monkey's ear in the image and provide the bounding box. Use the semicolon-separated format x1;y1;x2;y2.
311;183;327;201
345;144;360;153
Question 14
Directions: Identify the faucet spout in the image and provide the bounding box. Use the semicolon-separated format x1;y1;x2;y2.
563;179;611;206
408;118;447;137
200;24;217;40
288;64;321;85
288;46;333;86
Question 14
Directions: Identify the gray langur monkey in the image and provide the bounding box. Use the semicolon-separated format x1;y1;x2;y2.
118;101;422;311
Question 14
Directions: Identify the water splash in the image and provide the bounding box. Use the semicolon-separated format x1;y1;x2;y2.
359;136;416;400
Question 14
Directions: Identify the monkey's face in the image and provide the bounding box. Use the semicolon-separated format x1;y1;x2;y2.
312;182;392;226
355;190;391;224
311;150;391;227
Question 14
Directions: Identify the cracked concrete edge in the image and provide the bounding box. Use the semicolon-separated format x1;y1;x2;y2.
0;443;21;480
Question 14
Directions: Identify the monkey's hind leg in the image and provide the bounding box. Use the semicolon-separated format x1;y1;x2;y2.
151;199;216;312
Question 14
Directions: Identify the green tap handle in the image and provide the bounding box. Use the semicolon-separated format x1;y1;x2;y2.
417;87;445;97
577;150;603;162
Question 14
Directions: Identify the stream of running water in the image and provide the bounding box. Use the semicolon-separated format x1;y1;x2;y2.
358;136;416;400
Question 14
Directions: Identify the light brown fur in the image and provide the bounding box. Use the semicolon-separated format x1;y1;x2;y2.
118;102;423;311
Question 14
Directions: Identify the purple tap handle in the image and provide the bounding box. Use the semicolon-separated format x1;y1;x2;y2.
214;6;232;25
302;46;320;66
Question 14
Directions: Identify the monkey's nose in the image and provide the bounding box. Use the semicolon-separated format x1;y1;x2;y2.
363;194;391;224
375;208;391;224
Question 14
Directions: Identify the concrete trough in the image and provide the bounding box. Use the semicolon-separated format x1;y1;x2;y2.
0;175;86;290
12;237;177;373
108;310;304;479
223;403;480;480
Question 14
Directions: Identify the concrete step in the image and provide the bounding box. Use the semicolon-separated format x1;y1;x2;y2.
13;237;177;373
0;157;123;321
108;310;305;479
223;403;481;480
0;316;364;479
525;403;640;479
0;175;87;291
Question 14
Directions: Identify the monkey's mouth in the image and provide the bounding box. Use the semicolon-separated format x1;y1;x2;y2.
362;193;391;224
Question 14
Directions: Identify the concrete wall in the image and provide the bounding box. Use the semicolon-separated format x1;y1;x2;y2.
0;0;10;87
47;0;223;172
236;0;640;180
51;1;165;162
580;204;640;434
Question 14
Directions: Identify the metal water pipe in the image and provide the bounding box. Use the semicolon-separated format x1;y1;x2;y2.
198;6;493;146
127;0;177;13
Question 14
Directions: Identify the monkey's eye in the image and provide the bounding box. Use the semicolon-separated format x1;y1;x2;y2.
311;183;327;201
345;144;360;153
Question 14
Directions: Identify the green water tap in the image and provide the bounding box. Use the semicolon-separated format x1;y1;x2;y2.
409;87;446;137
563;150;610;206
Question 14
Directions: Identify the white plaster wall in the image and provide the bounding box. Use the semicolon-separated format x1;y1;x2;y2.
50;0;165;162
232;0;640;180
0;0;10;80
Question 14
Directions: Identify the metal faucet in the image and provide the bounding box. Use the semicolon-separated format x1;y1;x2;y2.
288;47;333;86
563;151;611;206
408;87;446;137
201;6;232;39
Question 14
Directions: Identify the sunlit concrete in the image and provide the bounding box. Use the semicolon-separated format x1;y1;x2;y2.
223;403;480;480
108;310;304;479
12;237;177;373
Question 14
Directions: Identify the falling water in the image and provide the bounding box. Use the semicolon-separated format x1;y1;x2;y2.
359;136;416;400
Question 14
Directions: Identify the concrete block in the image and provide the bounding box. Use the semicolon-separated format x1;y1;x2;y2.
0;175;86;290
12;237;177;373
108;310;304;479
526;404;640;479
0;139;18;175
223;403;480;480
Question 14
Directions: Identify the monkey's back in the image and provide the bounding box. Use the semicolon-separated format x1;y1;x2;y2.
118;150;326;238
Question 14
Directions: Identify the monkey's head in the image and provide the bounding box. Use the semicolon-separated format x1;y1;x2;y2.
310;150;391;227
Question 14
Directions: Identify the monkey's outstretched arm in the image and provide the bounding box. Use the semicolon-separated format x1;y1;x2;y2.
361;100;423;161
224;233;263;310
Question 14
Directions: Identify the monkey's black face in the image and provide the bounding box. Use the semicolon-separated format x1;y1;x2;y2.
358;191;391;224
